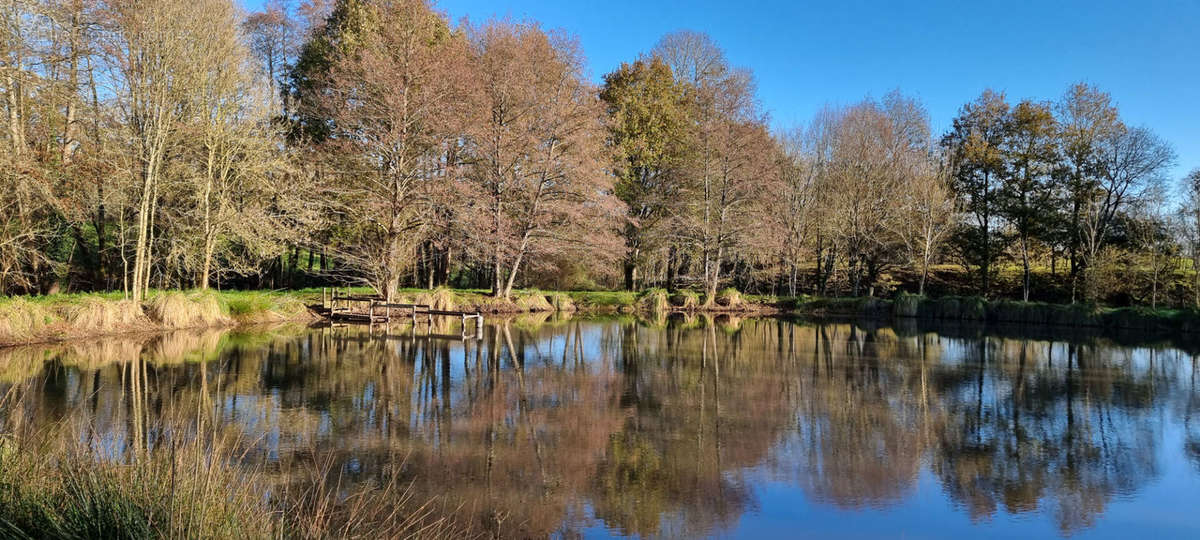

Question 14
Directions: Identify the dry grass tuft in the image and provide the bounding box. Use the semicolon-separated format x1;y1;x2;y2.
546;292;575;312
415;287;457;311
715;288;743;308
513;291;553;312
64;298;146;332
637;288;670;312
669;290;700;310
145;292;229;329
0;298;55;344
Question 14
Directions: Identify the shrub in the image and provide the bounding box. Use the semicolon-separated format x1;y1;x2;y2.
1019;302;1055;325
1104;306;1160;330
859;298;892;318
986;299;1024;323
1048;303;1101;327
224;292;310;323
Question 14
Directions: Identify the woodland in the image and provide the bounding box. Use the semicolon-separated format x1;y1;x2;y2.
2;0;1194;309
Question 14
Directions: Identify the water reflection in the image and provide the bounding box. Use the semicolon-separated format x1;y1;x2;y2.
1;316;1198;538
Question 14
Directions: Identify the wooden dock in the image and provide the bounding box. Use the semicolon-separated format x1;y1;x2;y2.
319;287;485;334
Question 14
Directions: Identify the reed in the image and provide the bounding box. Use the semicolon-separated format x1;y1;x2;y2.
0;415;470;539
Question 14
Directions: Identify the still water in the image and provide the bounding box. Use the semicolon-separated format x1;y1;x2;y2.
1;314;1199;538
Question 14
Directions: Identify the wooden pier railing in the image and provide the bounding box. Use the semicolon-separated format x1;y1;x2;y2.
320;287;485;335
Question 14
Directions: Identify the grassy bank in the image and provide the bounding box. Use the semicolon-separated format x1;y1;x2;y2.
316;286;777;314
0;290;314;347
0;286;784;347
12;286;1184;348
787;292;1200;332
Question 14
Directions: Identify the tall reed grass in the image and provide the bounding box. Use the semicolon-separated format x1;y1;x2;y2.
0;410;470;539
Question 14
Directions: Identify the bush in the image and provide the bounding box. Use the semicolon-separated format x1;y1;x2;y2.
1022;302;1054;325
223;292;310;323
567;291;636;309
859;298;893;318
64;298;146;331
0;298;56;343
1104;306;1161;330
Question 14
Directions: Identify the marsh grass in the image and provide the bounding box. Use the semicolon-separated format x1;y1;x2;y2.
0;420;273;539
0;290;314;346
413;287;457;311
0;395;471;539
145;291;229;329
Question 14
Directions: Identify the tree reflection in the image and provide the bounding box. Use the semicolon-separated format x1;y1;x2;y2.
0;316;1195;537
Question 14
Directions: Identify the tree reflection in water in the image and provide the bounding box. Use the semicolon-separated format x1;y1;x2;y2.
0;316;1197;537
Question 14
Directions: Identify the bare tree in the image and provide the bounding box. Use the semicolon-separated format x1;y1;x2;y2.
893;157;956;296
1077;126;1174;301
303;0;475;300
103;0;220;299
467;21;620;299
242;0;297;110
1178;169;1200;307
1057;83;1122;302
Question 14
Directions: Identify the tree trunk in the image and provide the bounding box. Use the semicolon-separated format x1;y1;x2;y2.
1021;235;1031;302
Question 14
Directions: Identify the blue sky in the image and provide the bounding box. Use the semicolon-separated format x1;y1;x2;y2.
245;0;1200;180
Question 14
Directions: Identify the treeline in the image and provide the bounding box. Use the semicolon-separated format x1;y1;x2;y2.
2;0;1196;308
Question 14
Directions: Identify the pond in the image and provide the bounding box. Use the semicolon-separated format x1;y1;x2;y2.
1;314;1198;538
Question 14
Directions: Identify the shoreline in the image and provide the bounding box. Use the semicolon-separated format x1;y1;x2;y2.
4;288;1194;349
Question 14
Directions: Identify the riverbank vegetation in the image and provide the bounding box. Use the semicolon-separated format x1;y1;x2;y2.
0;394;467;538
1;0;1196;314
0;290;312;346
